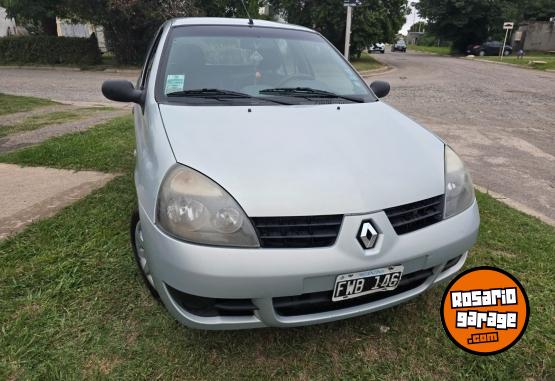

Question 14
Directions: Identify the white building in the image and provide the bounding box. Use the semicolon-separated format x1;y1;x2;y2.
56;18;107;52
0;7;22;37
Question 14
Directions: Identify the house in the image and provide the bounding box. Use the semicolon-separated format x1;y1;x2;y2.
0;7;24;37
512;20;555;52
56;18;107;52
406;31;424;45
1;7;106;52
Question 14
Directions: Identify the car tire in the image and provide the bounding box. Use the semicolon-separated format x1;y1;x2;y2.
479;50;486;57
503;50;511;56
130;209;160;299
381;50;385;54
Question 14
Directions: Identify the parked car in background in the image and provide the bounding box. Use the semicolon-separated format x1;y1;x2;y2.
102;17;479;330
468;41;512;56
391;40;407;52
368;42;385;54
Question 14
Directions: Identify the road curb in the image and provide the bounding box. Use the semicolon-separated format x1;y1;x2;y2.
0;65;140;75
475;185;555;227
358;65;394;78
463;57;553;72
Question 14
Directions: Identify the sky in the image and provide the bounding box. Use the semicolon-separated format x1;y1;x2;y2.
400;1;424;34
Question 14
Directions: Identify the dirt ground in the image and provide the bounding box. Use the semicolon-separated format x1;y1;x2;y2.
370;51;555;224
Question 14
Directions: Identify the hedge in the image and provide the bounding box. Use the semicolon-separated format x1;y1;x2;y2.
0;35;102;66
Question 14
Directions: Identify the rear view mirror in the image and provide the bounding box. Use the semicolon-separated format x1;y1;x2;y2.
102;80;144;105
370;80;390;98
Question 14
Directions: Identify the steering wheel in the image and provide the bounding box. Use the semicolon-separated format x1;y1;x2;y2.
277;74;314;87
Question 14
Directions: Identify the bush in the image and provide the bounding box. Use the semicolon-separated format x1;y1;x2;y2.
416;33;452;48
0;35;102;66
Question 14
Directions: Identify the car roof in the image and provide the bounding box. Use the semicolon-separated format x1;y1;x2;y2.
170;17;313;33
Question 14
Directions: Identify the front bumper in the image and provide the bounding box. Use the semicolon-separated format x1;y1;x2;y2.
139;201;479;329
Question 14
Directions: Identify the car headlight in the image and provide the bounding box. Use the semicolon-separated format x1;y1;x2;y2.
444;146;475;219
157;165;259;247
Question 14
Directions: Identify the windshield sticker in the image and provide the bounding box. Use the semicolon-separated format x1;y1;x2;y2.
165;74;185;94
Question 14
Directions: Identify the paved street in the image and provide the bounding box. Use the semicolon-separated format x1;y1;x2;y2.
0;58;553;223
370;52;555;224
0;67;138;106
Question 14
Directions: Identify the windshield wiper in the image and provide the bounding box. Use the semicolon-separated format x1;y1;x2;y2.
167;88;252;98
259;87;365;103
167;88;292;105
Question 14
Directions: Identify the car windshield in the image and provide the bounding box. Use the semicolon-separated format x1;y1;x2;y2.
156;25;374;105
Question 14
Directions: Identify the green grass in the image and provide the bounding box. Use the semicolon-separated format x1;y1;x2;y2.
0;115;134;172
0;117;554;379
0;107;114;138
351;52;384;72
477;52;555;71
0;93;57;116
409;45;452;55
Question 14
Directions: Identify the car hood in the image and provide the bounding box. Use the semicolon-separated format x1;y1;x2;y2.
159;102;445;217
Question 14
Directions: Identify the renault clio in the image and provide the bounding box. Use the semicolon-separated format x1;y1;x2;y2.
102;18;480;329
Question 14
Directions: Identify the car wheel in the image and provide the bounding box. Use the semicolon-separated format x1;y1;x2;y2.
381;50;385;54
130;209;160;299
503;50;511;56
479;50;486;57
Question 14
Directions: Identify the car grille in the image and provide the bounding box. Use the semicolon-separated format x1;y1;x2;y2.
251;215;343;248
384;195;444;235
273;267;434;317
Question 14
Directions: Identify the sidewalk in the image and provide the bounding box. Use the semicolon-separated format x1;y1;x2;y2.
0;163;115;239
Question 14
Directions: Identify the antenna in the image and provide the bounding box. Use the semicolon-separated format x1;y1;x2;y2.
240;0;254;25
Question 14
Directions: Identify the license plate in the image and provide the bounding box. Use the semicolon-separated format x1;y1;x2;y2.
332;265;404;302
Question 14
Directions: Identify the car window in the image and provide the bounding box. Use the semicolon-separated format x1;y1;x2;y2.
139;27;164;89
155;25;374;105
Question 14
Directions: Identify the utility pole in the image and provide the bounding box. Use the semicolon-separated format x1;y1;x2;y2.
343;0;360;60
344;4;353;59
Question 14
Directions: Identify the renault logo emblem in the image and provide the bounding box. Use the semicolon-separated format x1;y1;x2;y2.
357;220;379;249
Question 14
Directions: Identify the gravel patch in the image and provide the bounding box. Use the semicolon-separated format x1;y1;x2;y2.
371;52;555;223
0;67;139;105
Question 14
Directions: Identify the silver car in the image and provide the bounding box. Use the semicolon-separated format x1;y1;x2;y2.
102;18;479;330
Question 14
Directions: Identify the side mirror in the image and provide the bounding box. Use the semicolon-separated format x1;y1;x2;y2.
370;80;390;98
102;80;144;105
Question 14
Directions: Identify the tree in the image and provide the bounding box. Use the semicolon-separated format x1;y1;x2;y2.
0;0;62;35
416;0;555;52
416;0;508;51
58;0;200;64
268;0;409;58
513;0;555;22
199;0;262;18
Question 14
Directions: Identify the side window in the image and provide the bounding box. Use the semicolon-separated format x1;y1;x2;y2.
139;27;164;89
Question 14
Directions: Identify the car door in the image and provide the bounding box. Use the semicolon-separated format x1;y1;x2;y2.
133;24;178;220
134;25;164;160
489;42;501;55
